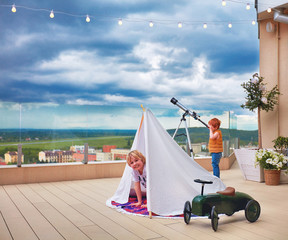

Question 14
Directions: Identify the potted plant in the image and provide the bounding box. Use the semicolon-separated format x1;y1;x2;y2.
273;136;288;155
272;136;288;183
240;73;280;149
255;149;288;185
234;73;280;182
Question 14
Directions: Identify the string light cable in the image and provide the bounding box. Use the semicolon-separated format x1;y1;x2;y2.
0;3;259;28
220;0;281;12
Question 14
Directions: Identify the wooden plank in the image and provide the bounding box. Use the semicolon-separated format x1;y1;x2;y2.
58;181;159;240
34;201;90;240
125;214;192;240
79;225;116;240
4;185;64;240
29;183;94;228
1;162;288;240
72;203;141;240
63;181;192;240
0;211;13;240
167;221;221;240
67;180;201;240
0;187;38;240
15;184;46;204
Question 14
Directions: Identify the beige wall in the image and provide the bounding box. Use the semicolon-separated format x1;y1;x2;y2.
0;162;126;185
0;156;235;185
259;18;288;148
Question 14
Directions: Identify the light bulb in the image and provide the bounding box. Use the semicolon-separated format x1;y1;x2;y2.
11;4;16;13
228;23;232;28
222;0;226;6
178;22;182;28
267;7;272;13
50;10;54;18
203;23;207;29
118;19;123;26
149;21;154;27
252;20;256;25
86;15;90;22
246;3;251;10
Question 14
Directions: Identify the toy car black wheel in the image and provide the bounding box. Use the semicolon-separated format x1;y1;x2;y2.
211;206;218;231
225;212;234;216
183;201;192;224
245;200;261;223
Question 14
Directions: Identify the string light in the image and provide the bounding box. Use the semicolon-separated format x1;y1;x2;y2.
86;15;90;22
11;4;16;13
267;7;272;13
222;0;226;6
228;23;232;28
246;3;250;10
50;10;54;18
1;3;257;29
252;20;256;25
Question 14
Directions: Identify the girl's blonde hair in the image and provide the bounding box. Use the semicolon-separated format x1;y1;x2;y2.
127;150;146;166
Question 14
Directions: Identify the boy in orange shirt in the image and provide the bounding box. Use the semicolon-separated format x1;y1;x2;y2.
208;118;223;178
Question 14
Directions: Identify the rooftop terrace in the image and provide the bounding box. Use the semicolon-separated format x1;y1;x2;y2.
0;161;287;240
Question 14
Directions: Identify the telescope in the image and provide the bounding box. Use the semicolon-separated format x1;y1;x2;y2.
170;97;208;128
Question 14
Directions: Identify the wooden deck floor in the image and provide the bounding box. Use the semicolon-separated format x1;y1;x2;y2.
1;162;288;240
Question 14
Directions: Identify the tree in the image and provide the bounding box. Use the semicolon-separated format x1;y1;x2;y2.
241;73;280;149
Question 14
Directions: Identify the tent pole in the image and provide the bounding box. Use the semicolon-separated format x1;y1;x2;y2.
149;211;152;219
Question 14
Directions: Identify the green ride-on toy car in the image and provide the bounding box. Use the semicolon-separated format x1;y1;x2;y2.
184;179;261;231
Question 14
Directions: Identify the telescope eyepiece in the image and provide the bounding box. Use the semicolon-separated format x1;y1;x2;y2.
170;97;178;105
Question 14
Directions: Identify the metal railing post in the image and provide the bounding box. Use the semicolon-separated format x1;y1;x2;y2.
83;143;88;164
235;137;240;149
223;140;230;158
17;144;22;167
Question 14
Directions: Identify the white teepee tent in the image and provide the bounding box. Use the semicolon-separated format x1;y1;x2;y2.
107;109;226;216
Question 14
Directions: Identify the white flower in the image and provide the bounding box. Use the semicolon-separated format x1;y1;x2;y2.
261;97;268;104
259;85;266;91
251;77;258;84
255;149;288;170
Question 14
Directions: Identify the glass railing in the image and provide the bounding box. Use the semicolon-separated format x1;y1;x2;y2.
0;102;257;166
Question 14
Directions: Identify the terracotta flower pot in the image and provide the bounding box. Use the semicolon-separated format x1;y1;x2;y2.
264;169;281;185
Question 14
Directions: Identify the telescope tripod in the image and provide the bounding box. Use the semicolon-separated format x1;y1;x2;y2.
172;111;194;160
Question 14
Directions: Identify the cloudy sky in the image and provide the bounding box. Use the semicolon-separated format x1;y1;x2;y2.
0;0;260;130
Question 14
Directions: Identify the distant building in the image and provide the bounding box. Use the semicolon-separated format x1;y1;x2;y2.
103;145;116;153
96;152;112;161
4;151;24;164
0;157;6;165
111;149;130;160
70;145;97;154
73;153;97;162
39;150;73;163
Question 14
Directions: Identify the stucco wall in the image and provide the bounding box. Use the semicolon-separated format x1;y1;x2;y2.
259;19;288;148
0;156;235;185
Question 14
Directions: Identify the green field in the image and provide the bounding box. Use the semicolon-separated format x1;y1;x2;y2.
0;127;258;164
0;136;134;164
